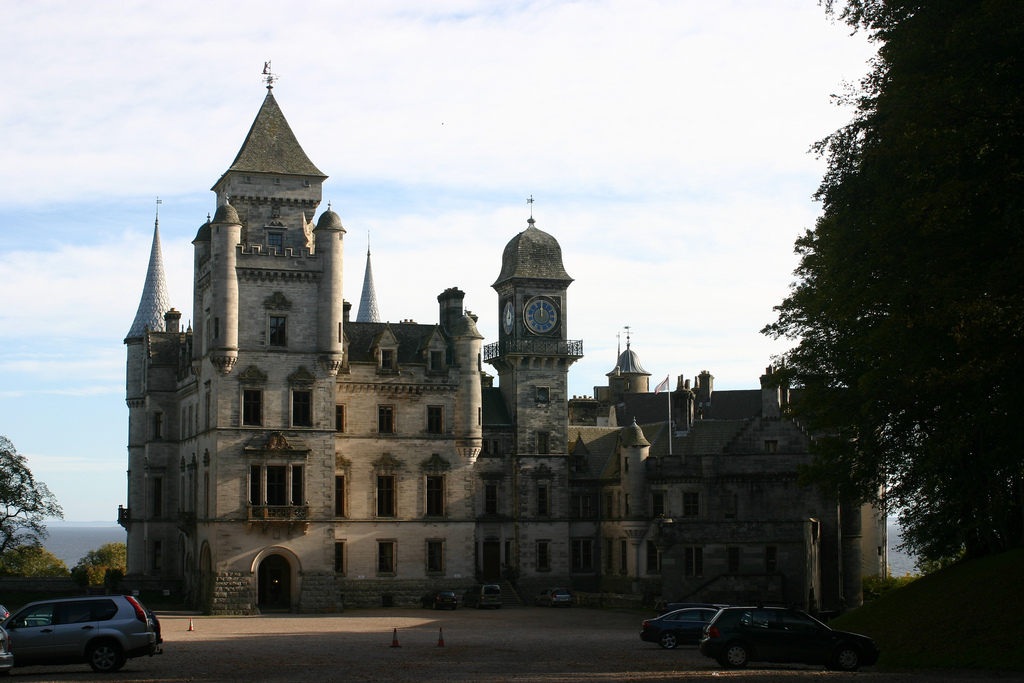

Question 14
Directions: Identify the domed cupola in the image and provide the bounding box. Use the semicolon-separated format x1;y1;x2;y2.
493;218;573;287
607;330;651;398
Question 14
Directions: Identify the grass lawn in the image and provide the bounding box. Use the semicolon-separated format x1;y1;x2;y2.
829;548;1024;671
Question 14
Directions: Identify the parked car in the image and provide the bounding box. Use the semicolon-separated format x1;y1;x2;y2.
641;607;720;649
699;607;879;671
0;606;8;620
534;588;572;607
3;595;162;673
656;601;728;615
420;590;458;610
463;584;503;609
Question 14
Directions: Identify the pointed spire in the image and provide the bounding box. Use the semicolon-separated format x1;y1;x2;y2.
127;204;171;338
356;233;381;323
220;89;325;180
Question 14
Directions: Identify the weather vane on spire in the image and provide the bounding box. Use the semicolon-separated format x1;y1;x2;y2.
155;197;162;227
624;325;632;349
263;61;277;89
527;195;535;221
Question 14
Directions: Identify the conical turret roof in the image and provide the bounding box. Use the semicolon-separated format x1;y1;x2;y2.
127;220;171;338
218;89;326;182
356;243;380;323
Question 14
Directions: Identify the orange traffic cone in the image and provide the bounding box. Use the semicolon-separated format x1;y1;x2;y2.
188;618;195;631
391;627;401;648
437;626;445;647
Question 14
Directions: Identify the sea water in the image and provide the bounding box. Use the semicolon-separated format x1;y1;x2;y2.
40;525;126;569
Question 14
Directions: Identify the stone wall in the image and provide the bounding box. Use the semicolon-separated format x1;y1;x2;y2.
210;572;258;615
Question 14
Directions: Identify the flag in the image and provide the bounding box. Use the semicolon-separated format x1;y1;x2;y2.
654;376;670;394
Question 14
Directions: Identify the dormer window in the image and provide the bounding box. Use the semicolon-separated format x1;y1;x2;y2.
267;233;283;253
380;349;394;371
429;350;443;372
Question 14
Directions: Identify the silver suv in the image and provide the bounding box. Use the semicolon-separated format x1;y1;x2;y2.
3;595;162;673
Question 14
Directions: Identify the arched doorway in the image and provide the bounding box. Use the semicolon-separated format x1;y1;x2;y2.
257;554;291;611
199;543;213;614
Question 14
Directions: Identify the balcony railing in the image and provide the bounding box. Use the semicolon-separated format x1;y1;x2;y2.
484;338;583;361
247;504;308;521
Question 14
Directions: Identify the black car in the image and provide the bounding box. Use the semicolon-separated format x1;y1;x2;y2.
420;590;458;610
656;601;728;616
641;608;719;649
699;607;879;671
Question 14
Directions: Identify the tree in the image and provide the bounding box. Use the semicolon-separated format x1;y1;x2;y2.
0;435;63;555
764;1;1024;563
73;542;127;587
0;544;69;577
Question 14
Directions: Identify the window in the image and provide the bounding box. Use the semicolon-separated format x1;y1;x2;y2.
646;541;660;574
243;390;263;426
571;539;593;572
153;413;163;439
604;538;613;572
685;546;704;577
728;546;741;573
765;546;778;573
378;405;395;433
377;541;395;573
427;540;444;573
334;541;345;574
537;541;551;571
152;477;163;518
335;404;346;432
291;465;303;505
484;484;498;515
624;493;630;516
269;316;286;346
536;386;550;402
765;440;778;453
334;476;346;517
426;476;445;516
267;232;283;253
683;492;700;518
205;391;211;429
266;466;287;506
249;465;262;506
380;349;394;371
537;484;549;516
619;539;628;573
537;431;549;455
377;476;395;517
214;317;220;340
292;390;312;427
153;540;162;571
623;455;629;473
652;492;665;517
570;494;594;519
427;406;444;434
429;350;443;371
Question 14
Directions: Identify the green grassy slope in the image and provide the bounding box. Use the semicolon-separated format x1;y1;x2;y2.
829;548;1024;670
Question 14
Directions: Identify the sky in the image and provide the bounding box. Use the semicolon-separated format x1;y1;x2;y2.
0;0;876;522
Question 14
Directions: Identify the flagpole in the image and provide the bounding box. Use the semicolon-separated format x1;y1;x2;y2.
666;377;673;456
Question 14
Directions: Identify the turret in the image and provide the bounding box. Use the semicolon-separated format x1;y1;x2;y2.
208;203;241;374
314;209;345;376
620;419;650;519
451;312;483;463
356;238;380;323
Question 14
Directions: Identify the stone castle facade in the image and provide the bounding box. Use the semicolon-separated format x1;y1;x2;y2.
122;87;882;614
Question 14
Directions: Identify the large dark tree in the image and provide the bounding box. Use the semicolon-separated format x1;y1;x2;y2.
0;435;63;555
764;0;1024;563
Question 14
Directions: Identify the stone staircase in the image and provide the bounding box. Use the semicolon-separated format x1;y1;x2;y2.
499;582;522;606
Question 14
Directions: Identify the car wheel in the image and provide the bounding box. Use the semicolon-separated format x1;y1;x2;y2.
832;646;860;672
88;640;126;673
721;642;749;669
659;631;678;649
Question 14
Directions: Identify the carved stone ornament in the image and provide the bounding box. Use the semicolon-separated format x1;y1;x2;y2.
288;366;317;384
335;453;352;472
533;463;554;478
239;365;268;383
420;453;451;473
373;452;401;473
266;432;291;450
263;291;292;310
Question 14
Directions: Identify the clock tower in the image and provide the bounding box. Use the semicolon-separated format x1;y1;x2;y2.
485;217;583;455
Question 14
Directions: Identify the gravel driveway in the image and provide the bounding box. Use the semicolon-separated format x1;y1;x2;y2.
5;606;1020;682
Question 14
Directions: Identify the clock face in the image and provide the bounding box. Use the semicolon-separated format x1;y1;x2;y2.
503;301;514;335
524;297;558;334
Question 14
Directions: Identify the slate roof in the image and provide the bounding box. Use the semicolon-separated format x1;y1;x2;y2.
703;390;761;420
344;321;447;364
127;222;171;338
608;346;648;375
567;426;623;479
493;221;572;286
220;90;326;181
617;393;673;426
482;387;513;427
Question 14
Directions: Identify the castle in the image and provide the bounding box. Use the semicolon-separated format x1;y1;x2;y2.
122;86;883;614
